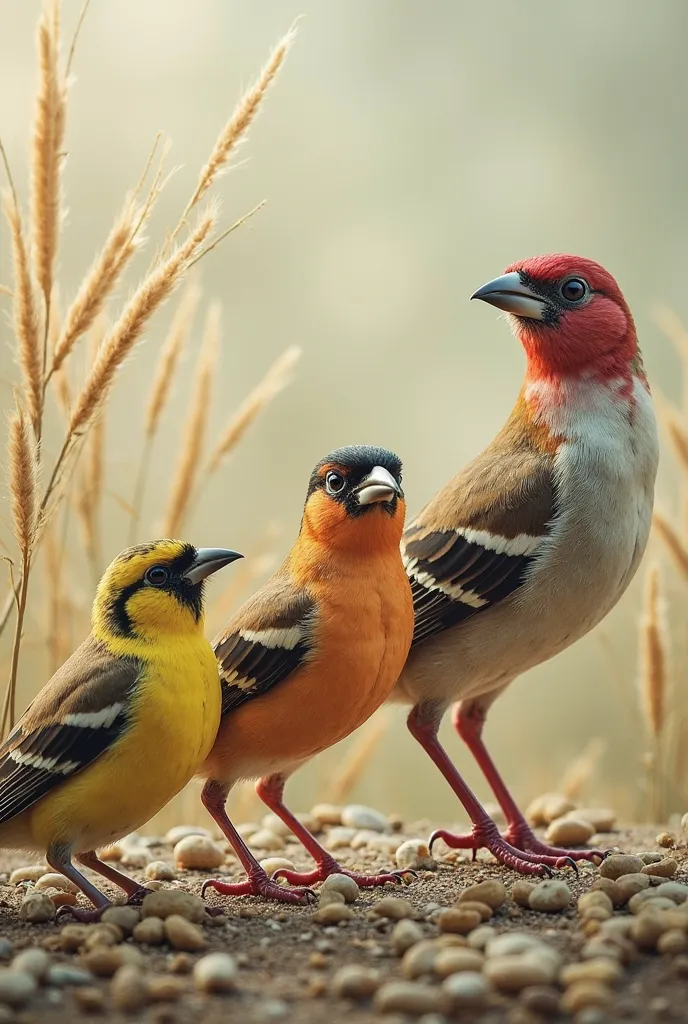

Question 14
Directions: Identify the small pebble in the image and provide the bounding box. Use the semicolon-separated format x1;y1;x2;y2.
148;976;188;1001
457;900;493;921
0;969;37;1007
19;891;54;923
591;878;623;905
260;858;296;876
323;827;357;850
467;925;496;951
511;880;535;908
173;835;225;870
560;960;623;987
145;861;177;881
654;881;688;903
318;889;346;909
567;808;616;831
133;917;166;945
47;964;94;987
164;915;206;952
164;824;212;844
528;879;571;913
656;831;676;849
457;879;506;910
193;952;237;993
641;858;677;878
341;805;389;832
392;919;424;955
438;908;481;935
525;792;576;826
84;923;123;949
311;803;343;826
35;872;78;894
59;924;90;953
371;897;415;921
520;985;561;1016
637;851;663;864
599;854;644;880
545;817;594;846
433;948;484;977
658;929;688;955
486;933;544;958
367;834;402;856
81;946;143;978
248;829;285;851
442;970;490;1009
578;891;613;918
374;980;443;1015
102;906;140;935
258;998;289;1018
141;889;207;923
681;812;688;836
312;903;354;924
561;981;613;1013
402;941;439;979
120;847;151;868
11;949;50;981
9;864;46;885
396;840;437;872
331;964;380;999
320;874;360;904
484;955;555;992
0;942;11;963
613;873;650;905
111;964;149;1012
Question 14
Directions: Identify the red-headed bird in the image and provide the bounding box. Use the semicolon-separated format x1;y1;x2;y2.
395;255;658;873
201;445;414;903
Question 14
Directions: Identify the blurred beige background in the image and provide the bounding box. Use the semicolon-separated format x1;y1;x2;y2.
1;0;687;827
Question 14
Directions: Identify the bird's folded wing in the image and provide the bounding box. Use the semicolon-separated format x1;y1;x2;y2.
0;636;140;824
215;572;317;716
403;415;557;647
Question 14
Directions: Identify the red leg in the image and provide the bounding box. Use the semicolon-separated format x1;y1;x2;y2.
256;773;411;888
408;704;553;876
200;779;316;905
453;701;607;865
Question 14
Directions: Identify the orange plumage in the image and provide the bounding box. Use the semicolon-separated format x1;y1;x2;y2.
201;446;413;903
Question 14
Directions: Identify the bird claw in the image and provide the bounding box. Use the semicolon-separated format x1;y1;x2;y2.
56;903;109;924
201;874;316;905
504;827;612;867
272;864;415;890
429;826;553;877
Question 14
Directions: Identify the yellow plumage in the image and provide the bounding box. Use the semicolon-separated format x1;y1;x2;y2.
0;539;240;915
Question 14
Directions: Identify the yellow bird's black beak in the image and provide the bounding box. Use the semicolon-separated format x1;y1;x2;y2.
184;548;243;584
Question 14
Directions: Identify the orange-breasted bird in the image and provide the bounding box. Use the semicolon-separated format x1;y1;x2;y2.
201;445;414;904
394;255;658;874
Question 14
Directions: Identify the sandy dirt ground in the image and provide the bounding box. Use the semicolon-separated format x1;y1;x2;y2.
0;822;685;1023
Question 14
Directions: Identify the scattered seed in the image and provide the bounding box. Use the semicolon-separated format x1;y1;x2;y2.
331;964;380;999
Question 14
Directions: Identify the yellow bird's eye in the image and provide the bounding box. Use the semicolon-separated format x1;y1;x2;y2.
145;565;169;587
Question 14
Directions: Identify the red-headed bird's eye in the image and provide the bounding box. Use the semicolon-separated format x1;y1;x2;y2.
325;471;346;495
560;278;587;303
145;565;169;587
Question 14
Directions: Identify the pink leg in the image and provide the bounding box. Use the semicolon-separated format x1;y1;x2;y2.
408;703;554;875
200;779;316;905
454;701;608;865
77;850;150;903
256;773;412;888
48;844;114;923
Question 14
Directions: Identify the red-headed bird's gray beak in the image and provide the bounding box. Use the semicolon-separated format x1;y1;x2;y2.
184;548;243;584
471;271;547;320
355;466;403;506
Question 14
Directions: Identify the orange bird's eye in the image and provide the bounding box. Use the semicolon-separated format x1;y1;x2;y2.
325;471;346;495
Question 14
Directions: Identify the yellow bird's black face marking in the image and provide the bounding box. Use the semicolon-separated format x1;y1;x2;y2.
94;541;243;640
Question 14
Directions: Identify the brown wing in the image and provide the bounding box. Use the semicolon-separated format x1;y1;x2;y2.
403;400;558;647
214;569;317;717
0;635;141;823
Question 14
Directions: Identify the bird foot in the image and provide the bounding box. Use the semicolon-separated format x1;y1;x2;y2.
504;826;611;867
273;860;414;889
201;872;316;905
429;823;555;876
56;903;111;923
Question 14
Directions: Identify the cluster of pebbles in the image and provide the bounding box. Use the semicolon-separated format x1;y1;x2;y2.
0;796;686;1022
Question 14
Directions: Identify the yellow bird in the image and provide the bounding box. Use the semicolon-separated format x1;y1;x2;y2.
0;540;241;919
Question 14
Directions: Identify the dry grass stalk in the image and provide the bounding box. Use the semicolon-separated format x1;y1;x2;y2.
43;514;71;672
653;510;688;580
51;194;142;377
325;711;391;804
161;301;221;537
662;405;688;479
559;738;607;801
172;27;295;241
2;190;42;438
206;345;301;475
30;0;65;316
68;212;214;442
75;318;107;582
145;283;200;437
639;562;667;740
